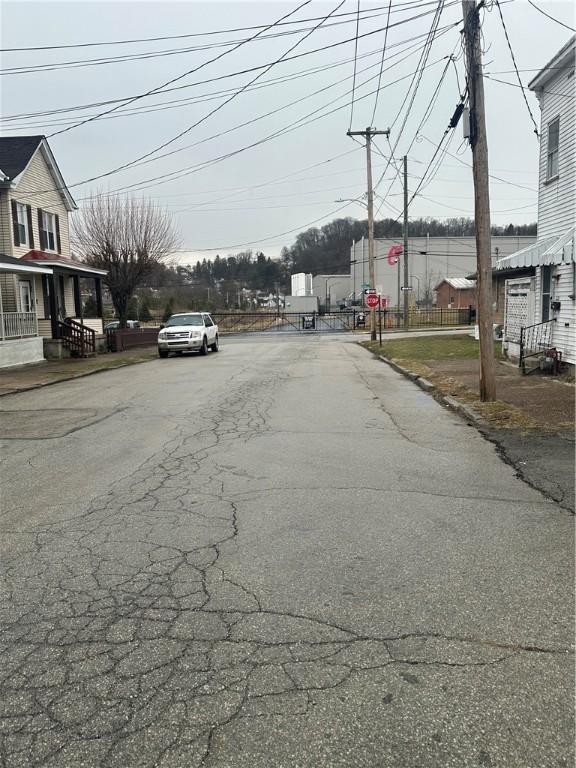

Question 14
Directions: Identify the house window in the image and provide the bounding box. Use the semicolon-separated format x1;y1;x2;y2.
15;203;30;245
541;265;552;322
546;118;560;180
40;210;57;251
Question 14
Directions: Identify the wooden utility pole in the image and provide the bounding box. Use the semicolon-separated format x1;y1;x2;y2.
403;155;409;329
462;0;496;401
347;127;389;341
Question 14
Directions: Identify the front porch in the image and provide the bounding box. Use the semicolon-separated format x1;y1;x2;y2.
0;254;51;368
20;251;107;358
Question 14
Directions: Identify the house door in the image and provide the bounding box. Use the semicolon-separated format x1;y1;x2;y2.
19;281;32;313
504;278;535;342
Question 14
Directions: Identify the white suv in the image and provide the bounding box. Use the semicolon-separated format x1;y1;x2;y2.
158;313;219;358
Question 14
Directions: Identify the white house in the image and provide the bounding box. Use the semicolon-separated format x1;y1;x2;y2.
496;37;575;369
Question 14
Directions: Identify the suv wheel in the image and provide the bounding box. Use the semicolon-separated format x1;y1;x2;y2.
199;337;208;355
158;349;169;358
210;335;219;352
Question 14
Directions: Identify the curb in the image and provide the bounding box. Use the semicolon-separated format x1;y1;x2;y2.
0;356;157;398
375;352;483;425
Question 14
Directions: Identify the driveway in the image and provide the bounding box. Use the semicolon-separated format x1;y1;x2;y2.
0;336;573;767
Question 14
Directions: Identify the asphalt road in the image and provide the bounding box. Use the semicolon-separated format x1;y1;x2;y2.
0;336;573;768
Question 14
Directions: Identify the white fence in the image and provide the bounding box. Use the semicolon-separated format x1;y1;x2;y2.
1;312;38;339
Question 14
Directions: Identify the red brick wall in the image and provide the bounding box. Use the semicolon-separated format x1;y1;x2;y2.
435;283;476;309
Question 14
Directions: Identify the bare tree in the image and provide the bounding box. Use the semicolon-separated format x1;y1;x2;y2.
73;196;179;326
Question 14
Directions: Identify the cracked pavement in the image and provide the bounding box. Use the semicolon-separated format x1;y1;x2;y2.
0;335;573;767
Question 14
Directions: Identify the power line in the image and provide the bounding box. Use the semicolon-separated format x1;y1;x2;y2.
47;0;313;138
73;0;347;184
84;54;449;200
26;29;453;202
526;0;575;32
0;0;439;52
494;0;540;139
0;10;390;77
3;22;439;126
349;0;362;130
370;0;393;125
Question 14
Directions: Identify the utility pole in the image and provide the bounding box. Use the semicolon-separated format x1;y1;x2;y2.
403;155;409;329
347;127;389;341
462;0;496;401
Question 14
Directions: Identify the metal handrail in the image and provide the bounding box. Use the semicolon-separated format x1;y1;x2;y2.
519;318;556;373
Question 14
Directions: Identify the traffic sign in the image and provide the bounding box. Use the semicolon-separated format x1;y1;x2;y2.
361;283;370;290
380;297;388;308
364;288;377;295
400;286;413;291
366;293;380;308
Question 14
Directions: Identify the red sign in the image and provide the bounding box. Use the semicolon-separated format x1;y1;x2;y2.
387;244;403;266
380;297;388;309
366;293;380;308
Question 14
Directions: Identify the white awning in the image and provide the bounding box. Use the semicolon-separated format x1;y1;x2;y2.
495;228;575;270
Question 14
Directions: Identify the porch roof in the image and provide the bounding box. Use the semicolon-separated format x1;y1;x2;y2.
20;250;107;276
495;228;575;270
0;253;52;275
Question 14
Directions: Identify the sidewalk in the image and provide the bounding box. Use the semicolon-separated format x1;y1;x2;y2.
0;347;158;397
363;335;575;512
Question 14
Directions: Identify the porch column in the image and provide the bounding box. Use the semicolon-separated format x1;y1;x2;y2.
48;272;59;338
94;277;103;317
31;274;39;335
73;274;82;318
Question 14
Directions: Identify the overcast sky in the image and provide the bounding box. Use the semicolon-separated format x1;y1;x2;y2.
1;0;574;263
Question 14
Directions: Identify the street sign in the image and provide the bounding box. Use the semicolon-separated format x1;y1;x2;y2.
401;286;413;291
361;283;370;291
364;288;377;294
380;297;388;308
366;293;380;308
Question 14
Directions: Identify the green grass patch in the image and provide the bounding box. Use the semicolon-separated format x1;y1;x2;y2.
362;334;484;362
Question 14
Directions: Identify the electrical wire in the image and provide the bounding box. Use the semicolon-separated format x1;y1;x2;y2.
3;22;443;125
0;10;389;77
71;0;347;185
0;0;441;52
494;0;540;138
47;0;313;138
370;0;393;125
526;0;575;32
349;0;362;129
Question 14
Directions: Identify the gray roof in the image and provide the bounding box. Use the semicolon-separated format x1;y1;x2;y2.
0;136;44;181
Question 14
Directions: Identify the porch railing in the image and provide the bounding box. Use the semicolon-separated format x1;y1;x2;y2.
519;318;556;374
58;319;96;357
1;312;37;339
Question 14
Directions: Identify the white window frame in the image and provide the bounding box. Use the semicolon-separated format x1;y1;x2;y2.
19;280;32;313
16;203;29;246
42;211;57;251
546;117;560;180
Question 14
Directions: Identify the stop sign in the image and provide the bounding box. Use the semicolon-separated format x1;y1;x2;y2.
366;293;380;308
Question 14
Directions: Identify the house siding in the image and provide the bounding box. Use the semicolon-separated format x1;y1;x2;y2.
537;66;575;240
0;274;18;312
8;147;71;259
